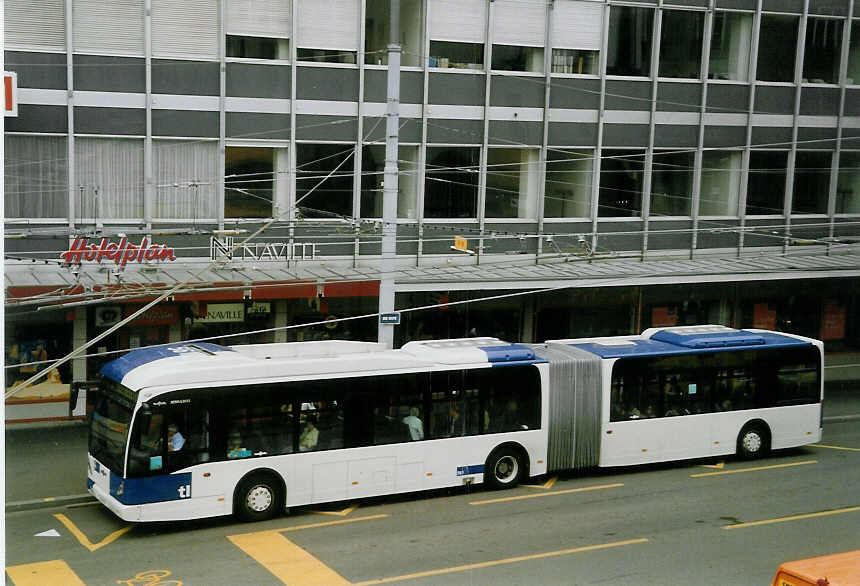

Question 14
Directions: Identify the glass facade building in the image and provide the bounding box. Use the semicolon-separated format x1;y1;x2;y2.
4;0;860;419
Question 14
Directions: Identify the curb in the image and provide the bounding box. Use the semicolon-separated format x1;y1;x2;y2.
6;493;95;513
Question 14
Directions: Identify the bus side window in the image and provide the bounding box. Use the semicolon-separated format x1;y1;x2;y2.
166;405;210;471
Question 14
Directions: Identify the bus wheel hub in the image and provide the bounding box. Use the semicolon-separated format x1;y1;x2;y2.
247;486;272;511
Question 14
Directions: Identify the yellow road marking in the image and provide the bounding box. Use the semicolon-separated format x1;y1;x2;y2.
263;514;390;534
699;462;725;469
810;443;860;452
469;482;623;505
227;515;389;585
53;513;133;552
524;476;558;489
723;505;860;530
6;560;86;586
229;531;351;586
690;460;817;478
352;538;649;585
313;504;360;517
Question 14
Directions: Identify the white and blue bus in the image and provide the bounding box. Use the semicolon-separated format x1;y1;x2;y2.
86;325;822;522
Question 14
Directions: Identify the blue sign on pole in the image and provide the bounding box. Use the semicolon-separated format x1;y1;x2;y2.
379;312;401;325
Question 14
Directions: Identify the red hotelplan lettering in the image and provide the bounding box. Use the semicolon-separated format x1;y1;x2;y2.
61;237;177;267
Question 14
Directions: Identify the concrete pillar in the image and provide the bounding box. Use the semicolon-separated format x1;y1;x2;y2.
72;307;88;381
274;300;288;343
169;320;182;342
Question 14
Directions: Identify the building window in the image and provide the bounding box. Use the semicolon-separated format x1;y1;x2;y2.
491;45;544;73
544;149;593;218
699;151;741;216
599;150;645;217
296;48;356;64
849;21;860;85
155;140;218;220
607;6;654;77
225;147;275;219
803;18;843;84
296;143;354;218
836;151;860;214
485;148;540;219
746;151;788;216
424;146;480;218
429;41;484;69
650;151;693;217
365;0;423;66
659;10;704;79
4;135;68;219
551;48;598;75
360;144;419;219
792;151;831;214
756;14;799;83
227;36;288;59
296;0;359;64
708;11;752;81
75;138;144;220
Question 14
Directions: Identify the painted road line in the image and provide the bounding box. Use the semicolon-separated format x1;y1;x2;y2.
352;538;650;585
229;531;351;586
469;482;623;505
524;476;558;489
690;460;817;478
6;560;86;586
274;514;389;533
312;503;360;517
810;443;860;452
723;505;860;530
53;513;133;552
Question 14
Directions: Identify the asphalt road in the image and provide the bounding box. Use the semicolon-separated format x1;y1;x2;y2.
5;420;860;586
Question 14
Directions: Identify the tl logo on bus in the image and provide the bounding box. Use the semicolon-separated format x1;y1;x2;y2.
177;484;191;499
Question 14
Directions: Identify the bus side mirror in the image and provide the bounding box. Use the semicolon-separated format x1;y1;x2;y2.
70;381;100;421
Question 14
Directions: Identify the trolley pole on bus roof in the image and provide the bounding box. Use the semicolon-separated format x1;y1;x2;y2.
378;0;400;349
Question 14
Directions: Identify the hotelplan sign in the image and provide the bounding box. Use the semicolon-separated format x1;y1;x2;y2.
210;237;318;262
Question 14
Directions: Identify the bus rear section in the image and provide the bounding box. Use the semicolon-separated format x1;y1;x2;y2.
542;326;823;468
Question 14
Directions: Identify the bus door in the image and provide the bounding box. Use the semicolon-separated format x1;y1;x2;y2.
657;370;712;461
127;396;215;503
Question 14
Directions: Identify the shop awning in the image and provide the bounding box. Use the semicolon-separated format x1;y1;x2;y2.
5;248;860;307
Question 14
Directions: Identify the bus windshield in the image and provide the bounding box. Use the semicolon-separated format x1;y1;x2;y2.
88;379;136;473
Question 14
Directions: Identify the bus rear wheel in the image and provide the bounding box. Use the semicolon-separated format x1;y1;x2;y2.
484;447;525;490
737;423;770;460
235;473;283;522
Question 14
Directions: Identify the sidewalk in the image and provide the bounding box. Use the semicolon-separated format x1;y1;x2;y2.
5;383;858;513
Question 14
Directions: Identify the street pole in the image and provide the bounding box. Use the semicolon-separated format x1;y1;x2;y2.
378;0;400;348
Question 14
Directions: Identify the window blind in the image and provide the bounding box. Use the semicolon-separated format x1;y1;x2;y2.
552;0;603;51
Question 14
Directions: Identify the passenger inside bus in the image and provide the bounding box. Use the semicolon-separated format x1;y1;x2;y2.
299;416;319;451
227;431;251;459
167;424;185;451
402;407;424;440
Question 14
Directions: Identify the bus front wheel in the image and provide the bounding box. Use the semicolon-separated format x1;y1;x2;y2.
484;446;525;490
737;423;770;460
235;473;283;522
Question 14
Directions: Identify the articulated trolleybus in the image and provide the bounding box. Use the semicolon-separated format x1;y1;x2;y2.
87;325;822;522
